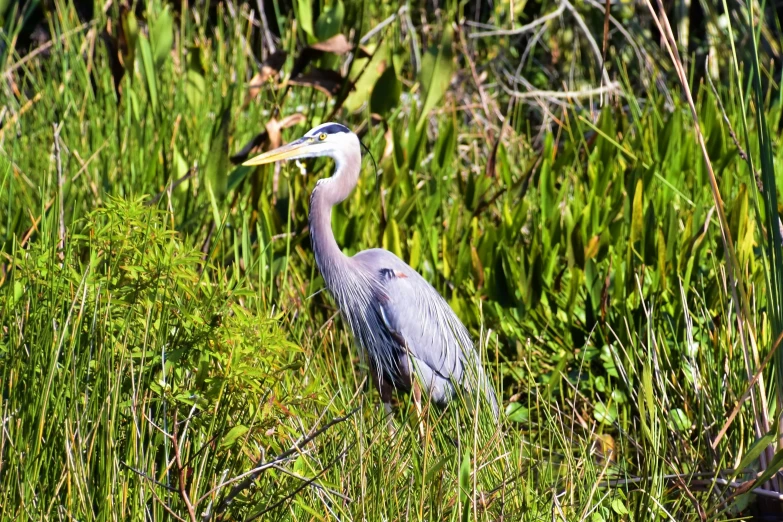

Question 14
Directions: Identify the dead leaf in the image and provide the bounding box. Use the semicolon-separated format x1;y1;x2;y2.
266;113;307;149
590;433;616;465
279;113;306;129
265;120;282;149
230;113;306;163
485;135;499;178
264;49;288;72
584;235;600;260
310;34;352;54
244;50;287;106
290;68;343;97
245;71;267;104
382;126;394;160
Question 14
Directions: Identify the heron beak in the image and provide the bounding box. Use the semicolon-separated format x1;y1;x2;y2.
242;138;316;166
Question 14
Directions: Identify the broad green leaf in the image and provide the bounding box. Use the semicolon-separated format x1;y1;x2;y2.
611;388;627;404
383;219;402;259
459;450;471;522
470;245;483;287
121;9;139;72
295;0;314;37
657;226;667;290
150;5;174;66
173;146;189;179
0;0;11;18
129;88;141;121
505;403;529;422
441;233;450;279
137;35;158;114
416;27;454;132
409;229;422;270
293;454;307;475
205;89;233;199
539;134;554;218
424;454;451;484
594;402;617;425
735;415;779;476
220;425;249;448
227;165;252;191
370;60;401;118
611;498;629;515
344;41;389;112
434;117;456;170
669;408;690;432
186;47;205;110
749;447;783;492
314;0;344;41
630;178;644;249
643;202;656;265
13;281;22;306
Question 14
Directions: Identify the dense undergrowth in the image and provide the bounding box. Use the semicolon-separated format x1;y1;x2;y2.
2;0;783;520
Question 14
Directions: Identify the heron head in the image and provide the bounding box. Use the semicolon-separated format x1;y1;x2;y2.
243;122;359;168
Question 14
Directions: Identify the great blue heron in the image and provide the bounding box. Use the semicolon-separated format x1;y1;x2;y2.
244;122;500;420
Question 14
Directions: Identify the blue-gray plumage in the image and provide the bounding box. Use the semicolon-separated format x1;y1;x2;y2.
244;122;500;420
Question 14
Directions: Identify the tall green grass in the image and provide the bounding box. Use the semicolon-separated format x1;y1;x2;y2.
2;0;783;519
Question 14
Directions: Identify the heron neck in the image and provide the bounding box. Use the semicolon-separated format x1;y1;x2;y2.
309;155;361;288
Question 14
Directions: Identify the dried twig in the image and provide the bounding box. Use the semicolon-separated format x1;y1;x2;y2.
593;470;783;506
584;0;647;76
3;21;95;80
456;27;499;135
170;412;197;522
145;411;197;522
469;5;564;38
204;407;359;520
244;438;357;521
703;58;748;163
359;5;408;44
712;330;783;448
120;461;178;492
559;0;613;90
147;169;197;206
270;463;352;501
255;0;276;57
503;81;620;101
148;482;189;522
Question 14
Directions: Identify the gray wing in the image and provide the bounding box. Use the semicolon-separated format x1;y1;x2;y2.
354;249;499;415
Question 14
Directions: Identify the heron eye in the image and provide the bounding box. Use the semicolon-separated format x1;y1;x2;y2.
319;133;327;141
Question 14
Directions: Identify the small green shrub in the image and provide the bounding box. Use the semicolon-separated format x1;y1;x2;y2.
0;196;317;519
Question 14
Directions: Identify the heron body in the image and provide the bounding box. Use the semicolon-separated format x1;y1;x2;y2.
245;122;499;419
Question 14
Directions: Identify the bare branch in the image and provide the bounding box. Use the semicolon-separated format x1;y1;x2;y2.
244;438;357;521
3;22;95;80
148;484;189;522
120;461;178;492
270;464;352;502
203;407;359;521
559;0;613;89
171;411;198;522
360;5;408;44
469;5;564;38
505;81;621;101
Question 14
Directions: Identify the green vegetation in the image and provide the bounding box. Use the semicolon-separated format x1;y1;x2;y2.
2;0;783;519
